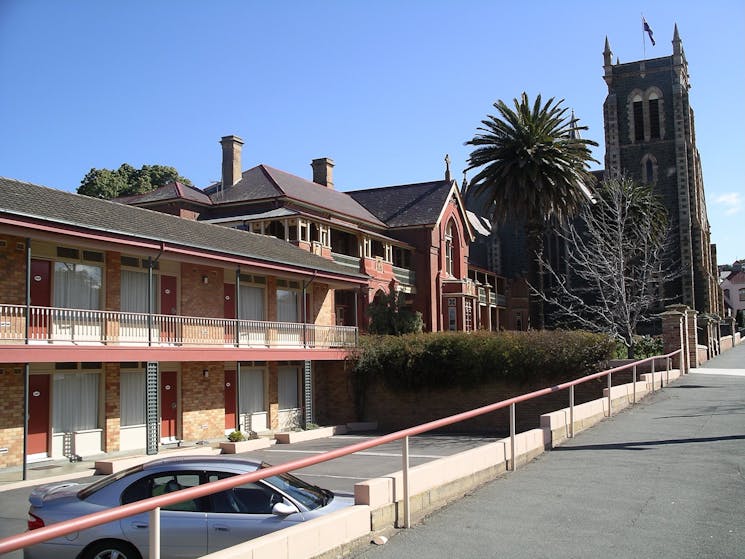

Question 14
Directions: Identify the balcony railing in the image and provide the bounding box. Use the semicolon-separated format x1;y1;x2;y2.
331;251;362;270
0;304;358;349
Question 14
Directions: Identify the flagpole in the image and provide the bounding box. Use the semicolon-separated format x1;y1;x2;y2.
641;13;646;58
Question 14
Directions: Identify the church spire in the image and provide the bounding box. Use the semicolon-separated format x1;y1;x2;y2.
673;23;682;56
603;36;613;67
444;154;451;182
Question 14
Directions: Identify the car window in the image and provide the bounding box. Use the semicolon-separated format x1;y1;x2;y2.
207;472;279;515
78;464;144;500
121;471;205;512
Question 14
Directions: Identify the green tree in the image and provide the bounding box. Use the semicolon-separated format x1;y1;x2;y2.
465;93;598;329
77;163;193;199
367;291;423;335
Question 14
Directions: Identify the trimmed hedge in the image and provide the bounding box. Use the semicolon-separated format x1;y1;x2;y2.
351;330;616;392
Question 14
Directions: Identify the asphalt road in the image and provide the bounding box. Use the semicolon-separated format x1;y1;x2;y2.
352;347;745;559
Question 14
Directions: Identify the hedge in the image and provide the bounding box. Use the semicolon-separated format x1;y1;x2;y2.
351;330;616;392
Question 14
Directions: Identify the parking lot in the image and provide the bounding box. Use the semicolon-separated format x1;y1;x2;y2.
0;432;499;558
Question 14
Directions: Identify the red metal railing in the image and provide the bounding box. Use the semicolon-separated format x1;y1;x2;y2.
0;349;682;557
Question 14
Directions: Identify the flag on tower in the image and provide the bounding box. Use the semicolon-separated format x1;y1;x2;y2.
643;17;656;46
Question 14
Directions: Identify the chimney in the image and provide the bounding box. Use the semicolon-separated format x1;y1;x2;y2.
220;135;244;187
311;157;335;189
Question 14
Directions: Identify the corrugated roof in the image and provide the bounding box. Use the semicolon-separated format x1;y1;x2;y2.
0;177;367;281
347;180;454;228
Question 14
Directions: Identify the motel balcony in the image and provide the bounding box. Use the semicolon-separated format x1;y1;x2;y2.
0;304;358;364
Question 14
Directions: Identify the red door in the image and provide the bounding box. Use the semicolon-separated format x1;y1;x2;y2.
224;370;237;430
30;260;51;339
224;284;235;342
160;371;178;440
160;276;177;342
28;375;50;455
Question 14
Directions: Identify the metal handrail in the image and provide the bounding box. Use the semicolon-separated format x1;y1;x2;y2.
0;348;682;557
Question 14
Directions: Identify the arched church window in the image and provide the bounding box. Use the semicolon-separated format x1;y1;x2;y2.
648;92;661;139
641;153;657;184
445;221;454;276
632;94;644;142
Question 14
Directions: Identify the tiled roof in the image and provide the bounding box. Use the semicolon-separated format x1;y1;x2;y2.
206;165;387;228
115;181;212;206
0;177;367;281
347;180;454;228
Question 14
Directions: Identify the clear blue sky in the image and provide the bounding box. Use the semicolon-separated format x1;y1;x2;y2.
1;0;743;264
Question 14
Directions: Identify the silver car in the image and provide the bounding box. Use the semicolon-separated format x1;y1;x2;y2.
24;455;353;559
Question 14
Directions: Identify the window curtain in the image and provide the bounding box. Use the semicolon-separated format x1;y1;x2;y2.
121;270;156;313
278;366;299;410
277;289;299;323
120;371;145;426
53;263;102;310
239;368;264;414
239;285;265;320
52;373;99;432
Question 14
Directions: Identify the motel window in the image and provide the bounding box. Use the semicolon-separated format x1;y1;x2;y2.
53;262;102;310
52;372;99;433
121;371;145;426
278;366;300;410
239;368;265;415
277;288;299;323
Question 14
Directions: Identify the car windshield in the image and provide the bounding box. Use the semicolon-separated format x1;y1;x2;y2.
260;464;328;510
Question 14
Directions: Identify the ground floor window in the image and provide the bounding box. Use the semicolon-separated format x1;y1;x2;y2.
239;368;265;414
121;371;145;426
52;372;99;432
278;366;300;410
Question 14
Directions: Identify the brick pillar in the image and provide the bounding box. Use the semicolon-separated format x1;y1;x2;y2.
104;363;121;453
267;362;279;430
661;308;685;373
683;307;699;369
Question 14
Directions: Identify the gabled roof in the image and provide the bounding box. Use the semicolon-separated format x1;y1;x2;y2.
116;181;212;206
206;165;386;228
347;180;456;228
0;177;367;282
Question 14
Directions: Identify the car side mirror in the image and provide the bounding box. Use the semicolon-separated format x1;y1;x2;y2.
272;501;298;516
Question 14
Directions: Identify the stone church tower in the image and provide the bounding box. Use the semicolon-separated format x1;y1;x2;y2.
602;25;721;316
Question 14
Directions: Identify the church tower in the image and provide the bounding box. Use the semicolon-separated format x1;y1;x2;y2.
602;25;721;316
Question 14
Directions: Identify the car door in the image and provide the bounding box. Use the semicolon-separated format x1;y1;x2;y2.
120;471;208;559
204;472;306;553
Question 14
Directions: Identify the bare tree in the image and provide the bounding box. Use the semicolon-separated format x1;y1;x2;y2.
535;176;674;357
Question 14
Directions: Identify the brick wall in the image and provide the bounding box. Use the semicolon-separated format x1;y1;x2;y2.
0;235;26;305
312;284;334;325
181;264;224;317
267;362;279;429
318;366;611;434
314;361;357;425
0;365;24;467
181;362;225;440
104;363;120;452
105;252;121;311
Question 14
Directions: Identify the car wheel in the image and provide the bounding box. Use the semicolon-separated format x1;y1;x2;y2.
82;540;142;559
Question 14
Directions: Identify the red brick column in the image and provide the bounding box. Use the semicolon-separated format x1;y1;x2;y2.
0;365;25;468
104;363;120;453
661;308;685;373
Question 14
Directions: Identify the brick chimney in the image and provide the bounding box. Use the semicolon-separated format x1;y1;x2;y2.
220;135;244;187
311;157;335;189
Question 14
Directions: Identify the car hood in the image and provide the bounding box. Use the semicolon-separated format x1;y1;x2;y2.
29;481;86;508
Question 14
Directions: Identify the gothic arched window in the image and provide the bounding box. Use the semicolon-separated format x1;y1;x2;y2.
641;153;658;184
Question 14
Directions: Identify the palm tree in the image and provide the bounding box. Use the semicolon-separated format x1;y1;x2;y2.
465;93;598;329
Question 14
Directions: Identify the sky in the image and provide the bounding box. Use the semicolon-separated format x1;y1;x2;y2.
0;0;743;264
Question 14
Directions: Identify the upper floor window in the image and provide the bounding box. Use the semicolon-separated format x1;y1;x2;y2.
445;221;454;276
628;88;664;143
739;288;745;302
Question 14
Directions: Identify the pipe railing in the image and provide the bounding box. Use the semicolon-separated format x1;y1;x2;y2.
0;304;357;349
0;348;682;557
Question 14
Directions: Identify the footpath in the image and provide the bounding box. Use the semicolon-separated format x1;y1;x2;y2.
352;342;745;559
